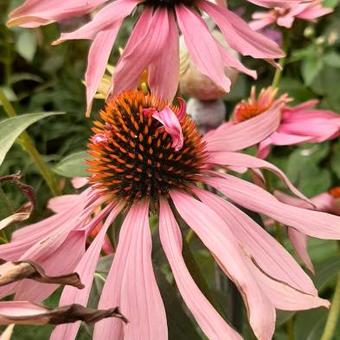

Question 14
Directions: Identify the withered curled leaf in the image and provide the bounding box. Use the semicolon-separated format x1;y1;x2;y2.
0;259;84;289
0;302;127;326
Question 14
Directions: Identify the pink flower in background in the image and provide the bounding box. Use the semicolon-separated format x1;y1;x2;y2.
250;0;333;30
274;187;340;273
207;86;340;158
1;91;340;339
8;0;285;116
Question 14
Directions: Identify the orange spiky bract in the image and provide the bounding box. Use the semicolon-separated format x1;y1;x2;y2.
88;90;207;205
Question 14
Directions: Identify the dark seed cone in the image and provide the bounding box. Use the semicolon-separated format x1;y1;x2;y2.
88;90;206;204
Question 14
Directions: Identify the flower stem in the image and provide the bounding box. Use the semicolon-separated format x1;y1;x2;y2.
321;273;340;340
272;57;286;89
0;89;61;196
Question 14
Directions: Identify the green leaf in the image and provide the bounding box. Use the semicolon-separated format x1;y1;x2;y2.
53;151;89;178
314;256;340;291
0;112;64;168
15;30;37;62
302;56;323;86
331;141;340;179
324;52;340;68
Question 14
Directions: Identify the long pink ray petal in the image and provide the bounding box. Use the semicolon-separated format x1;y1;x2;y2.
47;195;81;214
148;11;179;101
193;188;317;294
85;23;122;117
0;300;49;318
152;108;184;151
7;0;107;28
247;0;304;8
170;191;275;340
94;200;167;340
199;0;284;59
14;230;86;303
159;198;242;340
251;265;329;310
206;151;310;203
55;0;140;42
288;229;314;273
205;172;340;239
175;4;231;92
268;131;313;145
112;8;169;96
297;4;333;20
51;204;121;340
205;100;282;152
218;44;257;79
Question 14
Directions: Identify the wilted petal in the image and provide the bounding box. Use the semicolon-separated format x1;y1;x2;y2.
0;260;84;289
0;302;126;326
159;199;242;340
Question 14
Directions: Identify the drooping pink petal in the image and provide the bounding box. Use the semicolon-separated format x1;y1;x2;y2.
205;172;340;239
251;265;329;310
152;108;184;151
288;228;314;273
206;151;310;202
268;131;313;145
247;0;303;8
170;191;275;340
112;8;169;97
7;0;107;28
55;0;140;42
199;0;284;59
175;4;231;92
159;198;242;340
205;100;282;152
47;195;81;214
71;177;88;189
51;204;121;340
148;11;179;101
85;23;122;117
297;3;333;20
14;230;86;303
94;200;167;340
193;188;317;294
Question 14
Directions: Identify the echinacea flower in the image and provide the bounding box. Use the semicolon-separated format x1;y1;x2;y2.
273;187;340;273
1;91;340;340
8;0;285;116
250;0;333;30
207;86;340;158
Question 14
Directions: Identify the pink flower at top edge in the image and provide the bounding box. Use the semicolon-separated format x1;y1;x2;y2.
1;91;340;340
206;86;340;158
274;187;340;273
8;0;287;116
250;0;333;30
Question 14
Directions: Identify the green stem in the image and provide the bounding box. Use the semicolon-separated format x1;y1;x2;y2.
286;316;295;340
0;89;61;196
321;273;340;340
272;57;286;89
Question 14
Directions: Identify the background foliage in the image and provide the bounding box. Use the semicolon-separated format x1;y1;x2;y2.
0;0;340;339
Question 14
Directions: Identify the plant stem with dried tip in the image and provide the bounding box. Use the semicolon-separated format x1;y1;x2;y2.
0;89;61;196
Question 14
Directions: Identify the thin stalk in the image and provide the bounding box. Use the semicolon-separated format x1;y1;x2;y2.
272;31;290;89
320;273;340;340
0;89;61;196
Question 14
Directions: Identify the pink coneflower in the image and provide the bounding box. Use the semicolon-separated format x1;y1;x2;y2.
1;91;340;340
250;0;333;30
273;187;340;273
207;87;340;158
8;0;286;116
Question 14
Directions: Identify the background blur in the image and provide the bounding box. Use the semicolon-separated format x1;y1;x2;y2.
1;0;340;339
